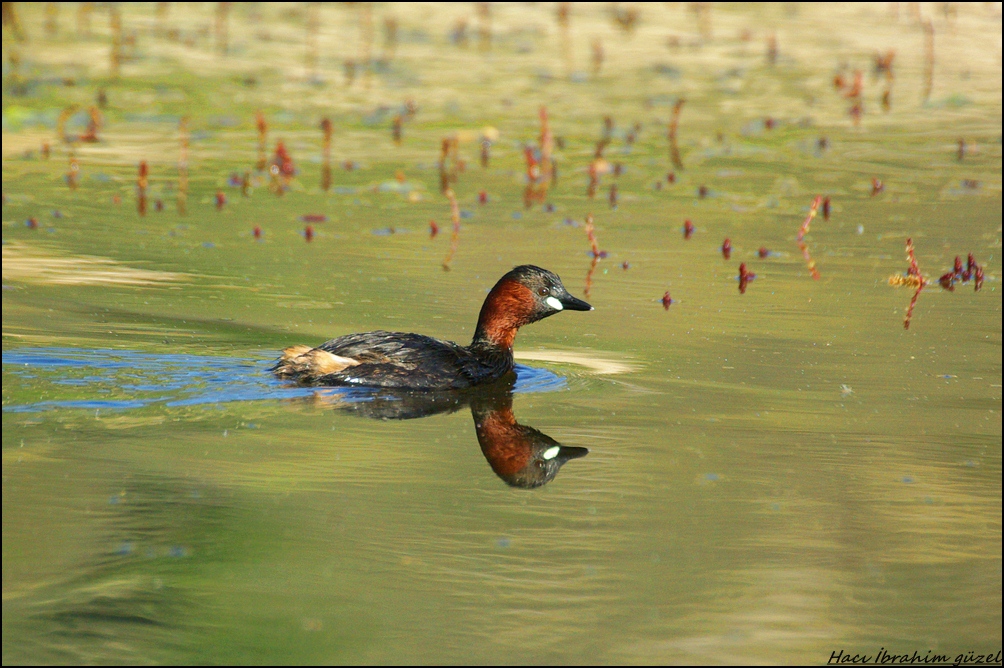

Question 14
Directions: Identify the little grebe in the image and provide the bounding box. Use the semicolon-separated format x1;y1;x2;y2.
272;265;592;389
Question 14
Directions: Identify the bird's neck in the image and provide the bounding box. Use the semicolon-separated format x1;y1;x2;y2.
471;279;535;352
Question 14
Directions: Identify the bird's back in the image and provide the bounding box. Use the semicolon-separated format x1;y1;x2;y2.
279;331;512;389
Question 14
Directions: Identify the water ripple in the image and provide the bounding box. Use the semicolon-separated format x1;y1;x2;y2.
2;348;566;413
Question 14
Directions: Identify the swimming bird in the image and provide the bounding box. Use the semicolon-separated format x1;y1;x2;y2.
272;265;592;389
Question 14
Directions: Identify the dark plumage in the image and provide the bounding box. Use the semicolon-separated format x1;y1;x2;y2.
315;330;507;389
272;265;591;389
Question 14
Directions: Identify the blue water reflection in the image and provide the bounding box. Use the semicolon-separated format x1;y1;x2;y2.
2;348;566;413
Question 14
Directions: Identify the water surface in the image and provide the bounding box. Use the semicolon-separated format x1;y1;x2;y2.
3;3;1001;664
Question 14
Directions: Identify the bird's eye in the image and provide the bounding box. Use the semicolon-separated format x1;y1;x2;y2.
537;287;549;296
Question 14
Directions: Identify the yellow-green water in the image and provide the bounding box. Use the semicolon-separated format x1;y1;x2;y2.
3;3;1001;663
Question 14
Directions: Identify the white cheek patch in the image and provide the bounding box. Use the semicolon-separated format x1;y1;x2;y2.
542;446;561;460
545;296;563;311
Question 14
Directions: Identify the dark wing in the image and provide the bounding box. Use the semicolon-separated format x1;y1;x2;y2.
316;331;494;389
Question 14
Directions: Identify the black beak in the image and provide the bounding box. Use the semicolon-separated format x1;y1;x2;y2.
560;294;593;311
555;446;589;462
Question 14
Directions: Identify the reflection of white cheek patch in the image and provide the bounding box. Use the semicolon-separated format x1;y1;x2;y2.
542;446;560;460
545;296;563;311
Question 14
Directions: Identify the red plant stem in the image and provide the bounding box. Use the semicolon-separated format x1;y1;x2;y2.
738;263;755;294
524;146;539;181
137;161;148;216
256;111;267;170
843;70;863;99
66;146;79;189
480;139;490;168
321;118;332;161
798;241;820;280
439;136;459;193
668;99;685;170
584;214;600;257
441;189;461;270
797;195;823;242
584;255;597;299
592;38;603;76
902;238;927;328
582;213;606;297
904;284;923;329
539;106;553;179
905;238;921;277
587;160;599;198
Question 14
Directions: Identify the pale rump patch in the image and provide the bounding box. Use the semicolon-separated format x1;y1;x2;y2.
303;349;360;375
275;345;359;380
280;345;313;362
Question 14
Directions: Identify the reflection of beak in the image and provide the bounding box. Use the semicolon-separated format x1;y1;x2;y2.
560;294;593;311
552;446;589;462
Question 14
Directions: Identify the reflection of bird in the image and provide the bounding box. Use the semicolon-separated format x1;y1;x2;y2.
274;265;591;389
300;380;587;488
306;385;474;421
471;391;587;489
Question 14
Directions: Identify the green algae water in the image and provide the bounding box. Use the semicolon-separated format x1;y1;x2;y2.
3;3;1001;663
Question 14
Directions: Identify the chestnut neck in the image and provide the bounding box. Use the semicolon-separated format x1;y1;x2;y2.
470;279;537;353
473;404;530;477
